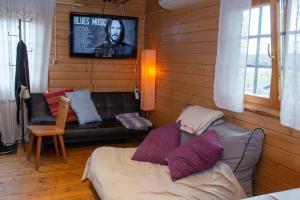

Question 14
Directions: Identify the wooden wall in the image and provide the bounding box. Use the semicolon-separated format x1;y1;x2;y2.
49;0;145;92
145;0;300;195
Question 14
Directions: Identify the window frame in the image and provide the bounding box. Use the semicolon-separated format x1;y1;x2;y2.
244;0;281;110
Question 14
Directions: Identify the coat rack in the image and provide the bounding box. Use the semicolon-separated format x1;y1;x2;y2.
8;18;33;151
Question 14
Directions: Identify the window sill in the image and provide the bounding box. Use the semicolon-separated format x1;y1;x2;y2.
244;103;280;119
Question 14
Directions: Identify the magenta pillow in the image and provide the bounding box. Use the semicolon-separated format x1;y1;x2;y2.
167;130;223;181
131;121;181;165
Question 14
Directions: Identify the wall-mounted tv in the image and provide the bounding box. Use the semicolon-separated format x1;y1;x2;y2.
70;13;138;59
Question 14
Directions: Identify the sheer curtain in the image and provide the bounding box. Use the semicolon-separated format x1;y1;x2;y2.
0;0;55;145
214;0;252;113
280;0;300;130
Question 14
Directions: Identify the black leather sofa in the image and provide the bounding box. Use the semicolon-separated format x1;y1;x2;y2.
29;92;149;144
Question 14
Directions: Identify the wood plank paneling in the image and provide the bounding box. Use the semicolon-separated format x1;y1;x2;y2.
49;0;145;92
145;0;300;195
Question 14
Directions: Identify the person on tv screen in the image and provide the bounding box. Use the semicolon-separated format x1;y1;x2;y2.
95;19;134;57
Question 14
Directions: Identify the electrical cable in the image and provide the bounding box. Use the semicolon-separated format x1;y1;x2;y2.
130;14;146;92
102;4;106;14
90;58;95;92
121;3;125;16
54;6;57;63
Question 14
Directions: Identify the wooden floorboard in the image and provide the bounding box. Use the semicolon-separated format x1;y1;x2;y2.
0;142;139;200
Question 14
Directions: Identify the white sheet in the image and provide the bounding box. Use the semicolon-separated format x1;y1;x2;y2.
82;147;246;200
176;105;224;134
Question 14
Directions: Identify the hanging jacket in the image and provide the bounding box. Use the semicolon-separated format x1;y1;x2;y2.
15;40;30;124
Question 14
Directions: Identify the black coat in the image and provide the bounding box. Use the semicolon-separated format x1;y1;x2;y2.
15;40;30;124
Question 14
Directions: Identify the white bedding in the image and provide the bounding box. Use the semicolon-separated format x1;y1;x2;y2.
82;147;246;200
176;105;224;134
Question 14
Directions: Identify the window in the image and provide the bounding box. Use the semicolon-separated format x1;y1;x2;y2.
244;0;280;110
245;5;272;98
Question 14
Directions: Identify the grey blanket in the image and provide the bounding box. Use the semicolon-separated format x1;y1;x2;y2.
116;113;152;130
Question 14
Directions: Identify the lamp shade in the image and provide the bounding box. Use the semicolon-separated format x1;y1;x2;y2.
141;50;156;111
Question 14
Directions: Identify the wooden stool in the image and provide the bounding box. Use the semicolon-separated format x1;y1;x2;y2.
27;96;71;170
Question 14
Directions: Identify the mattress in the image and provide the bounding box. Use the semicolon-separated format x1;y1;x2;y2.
82;147;246;200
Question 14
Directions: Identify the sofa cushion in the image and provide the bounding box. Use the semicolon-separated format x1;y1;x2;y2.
91;92;140;120
43;88;77;122
179;122;264;197
64;125;146;144
29;93;55;125
132;122;181;165
31;92;140;123
65;90;102;125
210;123;264;197
168;130;223;181
180;131;193;145
65;119;121;130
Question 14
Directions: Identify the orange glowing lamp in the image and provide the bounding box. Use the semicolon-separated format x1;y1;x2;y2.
141;50;156;111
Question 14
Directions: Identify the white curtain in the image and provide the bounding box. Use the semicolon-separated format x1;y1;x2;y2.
0;0;55;145
280;0;300;130
214;0;252;113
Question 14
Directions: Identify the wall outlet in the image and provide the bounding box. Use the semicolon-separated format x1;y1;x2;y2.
134;86;139;100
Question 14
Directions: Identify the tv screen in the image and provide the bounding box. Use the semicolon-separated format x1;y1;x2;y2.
70;13;138;58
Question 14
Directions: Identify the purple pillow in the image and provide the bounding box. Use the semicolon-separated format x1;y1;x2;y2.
167;130;223;181
132;121;181;165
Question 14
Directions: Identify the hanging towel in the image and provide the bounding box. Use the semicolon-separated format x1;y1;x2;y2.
116;112;152;130
15;40;30;124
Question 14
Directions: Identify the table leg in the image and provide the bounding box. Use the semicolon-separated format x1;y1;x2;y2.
27;132;34;161
58;135;66;162
53;135;59;160
36;136;42;171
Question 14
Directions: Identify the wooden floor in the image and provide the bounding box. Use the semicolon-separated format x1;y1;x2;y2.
0;142;139;200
